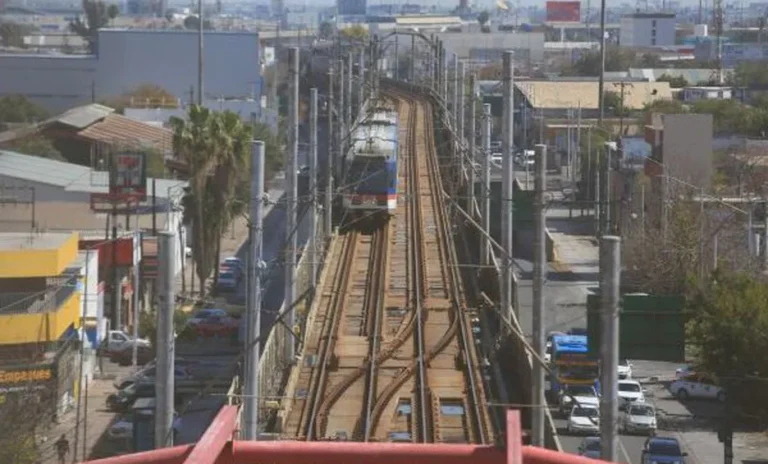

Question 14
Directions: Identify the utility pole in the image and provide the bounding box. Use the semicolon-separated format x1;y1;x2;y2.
763;198;768;272
599;235;621;462
111;211;120;331
482;103;492;267
358;49;365;117
346;52;353;136
394;33;399;80
243;140;265;440
285;47;299;362
501;50;515;321
532;143;548;447
339;60;346;154
131;225;141;368
410;34;416;83
468;73;477;214
598;0;607;124
325;67;335;239
197;0;204;105
458;60;466;184
155;231;176;449
442;45;448;104
309;88;319;289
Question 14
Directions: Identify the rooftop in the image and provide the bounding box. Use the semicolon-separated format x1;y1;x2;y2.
0;232;73;252
0;150;184;197
516;80;672;110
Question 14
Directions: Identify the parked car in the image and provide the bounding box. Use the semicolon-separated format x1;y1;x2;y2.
641;437;687;464
567;327;588;336
670;374;726;402
108;416;134;440
221;257;244;277
618;359;633;379
216;271;239;291
577;436;601;459
188;308;228;326
195;314;240;337
106;383;155;412
99;330;150;358
559;384;599;415
675;364;694;379
114;366;192;390
111;344;154;366
567;404;600;435
623;403;658;435
618;379;646;410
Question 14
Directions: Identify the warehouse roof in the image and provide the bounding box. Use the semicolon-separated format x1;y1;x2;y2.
516;80;672;110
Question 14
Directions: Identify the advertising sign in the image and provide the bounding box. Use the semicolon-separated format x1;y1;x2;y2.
110;152;147;200
0;367;54;393
546;1;581;22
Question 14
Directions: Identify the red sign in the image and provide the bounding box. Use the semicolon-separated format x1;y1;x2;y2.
110;152;147;201
79;239;135;268
546;1;581;22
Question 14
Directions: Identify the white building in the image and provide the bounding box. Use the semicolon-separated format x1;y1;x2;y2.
620;13;676;48
0;28;261;113
681;86;733;102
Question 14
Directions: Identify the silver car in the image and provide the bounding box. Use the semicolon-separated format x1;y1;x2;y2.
623;403;657;435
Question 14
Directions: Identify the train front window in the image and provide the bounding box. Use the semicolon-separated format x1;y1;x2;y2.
348;160;389;192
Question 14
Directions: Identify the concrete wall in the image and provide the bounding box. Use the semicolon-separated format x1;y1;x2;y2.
661;113;713;190
435;32;546;62
620;15;675;47
0;54;97;113
0;29;261;113
0;175;92;202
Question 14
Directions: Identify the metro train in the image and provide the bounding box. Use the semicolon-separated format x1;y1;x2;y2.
340;106;399;223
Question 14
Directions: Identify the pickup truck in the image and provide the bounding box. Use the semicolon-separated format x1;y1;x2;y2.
99;330;150;358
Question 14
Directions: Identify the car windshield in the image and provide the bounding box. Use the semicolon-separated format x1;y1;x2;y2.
573;407;599;418
566;385;595;396
220;272;234;279
648;441;682;456
619;359;629;366
584;439;601;451
121;384;136;395
619;383;641;392
630;405;655;416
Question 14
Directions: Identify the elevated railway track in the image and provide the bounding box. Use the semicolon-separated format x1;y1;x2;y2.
283;87;493;444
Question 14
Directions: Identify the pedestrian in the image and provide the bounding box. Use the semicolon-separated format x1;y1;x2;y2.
54;434;69;464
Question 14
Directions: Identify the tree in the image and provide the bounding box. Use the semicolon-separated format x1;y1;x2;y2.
730;61;768;88
0;95;49;126
69;0;118;54
477;10;490;26
2;135;64;161
100;83;179;113
603;91;628;117
687;270;768;415
564;47;636;76
319;21;334;39
340;25;368;42
2;385;57;464
0;21;32;48
183;15;213;30
657;73;688;88
170;106;251;297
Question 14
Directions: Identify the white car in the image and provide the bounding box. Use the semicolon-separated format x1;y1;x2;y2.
544;342;552;363
670;374;726;402
559;384;600;415
675;365;694;379
618;359;633;379
618;380;646;410
622;403;657;435
100;330;150;357
567;404;600;435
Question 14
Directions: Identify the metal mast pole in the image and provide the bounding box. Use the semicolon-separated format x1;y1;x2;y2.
394;33;399;80
532;143;548;446
600;235;621;462
197;0;204;105
441;45;448;103
339;60;346;153
501;50;515;321
309;88;319;288
155;231;176;449
325;67;335;239
346;52;353;136
458;60;466;185
131;225;140;368
410;34;416;83
284;47;299;362
453;56;459;135
468;73;476;214
598;0;607;124
358;49;365;117
243;140;265;440
482;103;492;267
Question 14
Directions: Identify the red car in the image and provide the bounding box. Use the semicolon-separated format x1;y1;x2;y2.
195;315;240;337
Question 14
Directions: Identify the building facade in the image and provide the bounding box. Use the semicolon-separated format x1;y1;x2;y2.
620;13;675;48
0;29;261;113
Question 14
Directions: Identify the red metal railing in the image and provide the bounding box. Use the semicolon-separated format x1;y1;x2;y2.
85;409;608;464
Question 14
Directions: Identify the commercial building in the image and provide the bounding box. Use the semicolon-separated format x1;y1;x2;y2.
0;28;261;113
0;231;82;418
620;12;676;48
435;31;546;63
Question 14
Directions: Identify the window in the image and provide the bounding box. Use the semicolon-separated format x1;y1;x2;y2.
652;29;656;37
652;20;657;27
652;38;656;46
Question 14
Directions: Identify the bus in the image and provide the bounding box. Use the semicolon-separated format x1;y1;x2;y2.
549;334;599;396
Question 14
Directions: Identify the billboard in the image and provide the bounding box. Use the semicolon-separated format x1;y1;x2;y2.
338;0;366;16
110;152;147;201
546;1;581;22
